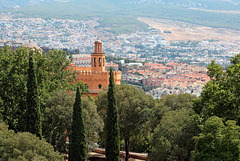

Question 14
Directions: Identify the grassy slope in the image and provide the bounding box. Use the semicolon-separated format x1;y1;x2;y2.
156;0;240;10
10;0;240;34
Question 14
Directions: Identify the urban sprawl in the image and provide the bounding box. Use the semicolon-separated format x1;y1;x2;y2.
1;16;239;98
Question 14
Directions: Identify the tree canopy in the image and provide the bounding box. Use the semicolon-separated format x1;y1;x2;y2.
193;54;240;122
192;116;240;161
43;90;103;154
191;54;240;160
150;108;198;161
151;93;196;130
0;46;76;132
0;122;63;161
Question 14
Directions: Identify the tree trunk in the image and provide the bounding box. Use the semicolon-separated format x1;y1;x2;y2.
125;138;130;161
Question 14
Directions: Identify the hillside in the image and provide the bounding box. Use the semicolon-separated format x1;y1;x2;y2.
1;0;240;34
0;0;55;9
127;0;240;10
1;0;240;10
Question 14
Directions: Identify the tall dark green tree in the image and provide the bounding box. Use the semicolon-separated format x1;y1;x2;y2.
96;84;154;159
25;54;42;138
0;46;76;132
105;67;120;161
69;87;87;161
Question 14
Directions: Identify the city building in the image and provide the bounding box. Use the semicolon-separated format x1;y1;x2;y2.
71;40;121;96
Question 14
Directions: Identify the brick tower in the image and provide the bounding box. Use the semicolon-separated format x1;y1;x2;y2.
91;40;105;72
70;40;121;97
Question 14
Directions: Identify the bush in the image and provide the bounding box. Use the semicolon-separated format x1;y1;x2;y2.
0;123;63;161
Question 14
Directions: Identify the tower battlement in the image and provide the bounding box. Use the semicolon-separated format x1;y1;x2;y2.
71;40;121;96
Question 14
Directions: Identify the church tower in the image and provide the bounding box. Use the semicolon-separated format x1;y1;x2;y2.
91;40;105;72
70;39;121;97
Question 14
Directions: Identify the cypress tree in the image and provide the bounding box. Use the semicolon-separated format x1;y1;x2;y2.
26;55;42;138
105;67;120;161
69;87;87;161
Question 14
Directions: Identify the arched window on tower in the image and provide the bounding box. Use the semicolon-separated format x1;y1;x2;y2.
99;58;101;67
98;84;102;89
94;58;96;67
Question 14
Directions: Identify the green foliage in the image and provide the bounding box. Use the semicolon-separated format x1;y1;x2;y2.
43;90;103;153
116;84;154;140
193;54;240;121
150;108;198;161
0;46;75;132
160;94;196;111
133;72;143;76
142;85;155;92
43;90;73;153
0;122;63;161
151;94;196;130
98;15;149;35
82;96;104;149
0;47;28;131
69;87;87;161
191;116;240;161
116;84;153;159
105;68;120;161
97;83;154;158
25;55;42;138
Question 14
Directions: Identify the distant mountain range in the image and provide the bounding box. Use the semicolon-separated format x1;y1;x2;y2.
0;0;58;9
1;0;240;10
127;0;240;10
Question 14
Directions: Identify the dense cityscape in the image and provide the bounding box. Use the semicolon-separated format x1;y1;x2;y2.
1;14;239;98
1;15;239;68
